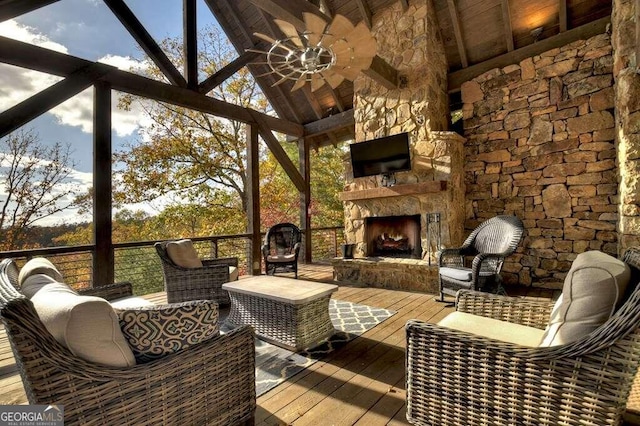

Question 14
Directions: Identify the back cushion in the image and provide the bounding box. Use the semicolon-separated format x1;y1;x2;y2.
166;239;203;268
18;257;64;288
22;274;136;367
540;250;631;347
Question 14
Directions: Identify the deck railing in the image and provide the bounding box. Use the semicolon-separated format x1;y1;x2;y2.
0;226;344;296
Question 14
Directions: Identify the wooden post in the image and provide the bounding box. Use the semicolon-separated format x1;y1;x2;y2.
299;138;312;263
183;0;198;90
93;81;114;286
247;123;262;275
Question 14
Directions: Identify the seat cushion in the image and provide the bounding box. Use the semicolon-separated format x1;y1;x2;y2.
166;239;203;268
438;311;544;347
21;274;136;367
266;253;296;263
116;300;219;363
439;267;472;281
18;257;64;288
540;250;631;347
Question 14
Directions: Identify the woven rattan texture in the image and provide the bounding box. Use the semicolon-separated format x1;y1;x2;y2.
439;215;524;300
0;258;256;426
155;241;238;305
226;291;334;351
407;247;640;426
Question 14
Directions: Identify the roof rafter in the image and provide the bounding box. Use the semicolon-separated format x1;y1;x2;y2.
559;0;568;32
103;0;187;87
183;0;198;89
355;0;373;29
447;0;468;68
501;0;514;52
0;35;303;137
0;0;59;21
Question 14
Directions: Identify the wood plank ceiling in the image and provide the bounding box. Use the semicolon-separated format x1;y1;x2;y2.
210;0;612;148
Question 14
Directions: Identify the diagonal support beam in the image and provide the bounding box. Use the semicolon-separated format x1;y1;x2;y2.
103;0;187;87
559;0;568;32
447;0;468;68
355;0;372;29
249;110;306;192
199;50;262;94
501;0;514;52
0;0;60;21
0;63;114;138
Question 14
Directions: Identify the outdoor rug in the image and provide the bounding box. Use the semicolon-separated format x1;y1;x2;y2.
249;299;396;396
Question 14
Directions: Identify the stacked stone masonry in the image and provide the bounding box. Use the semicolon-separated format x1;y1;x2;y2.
461;32;616;289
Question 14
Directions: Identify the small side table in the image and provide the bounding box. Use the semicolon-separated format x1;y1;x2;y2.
222;276;338;351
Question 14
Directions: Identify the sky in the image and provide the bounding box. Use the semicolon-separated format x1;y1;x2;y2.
0;0;225;225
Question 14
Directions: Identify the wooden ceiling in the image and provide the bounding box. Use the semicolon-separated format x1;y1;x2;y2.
208;0;612;147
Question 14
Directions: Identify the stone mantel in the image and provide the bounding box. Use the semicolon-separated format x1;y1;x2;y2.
339;181;447;201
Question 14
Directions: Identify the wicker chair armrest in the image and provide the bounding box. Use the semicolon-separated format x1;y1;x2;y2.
438;248;464;267
293;242;301;255
455;289;554;329
470;252;504;275
78;282;133;301
202;257;239;268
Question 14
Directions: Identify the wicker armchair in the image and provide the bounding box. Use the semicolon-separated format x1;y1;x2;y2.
262;223;301;279
438;214;524;301
406;247;640;426
155;240;238;304
0;258;256;426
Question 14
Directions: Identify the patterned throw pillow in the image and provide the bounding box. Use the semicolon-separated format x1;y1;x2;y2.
116;300;219;363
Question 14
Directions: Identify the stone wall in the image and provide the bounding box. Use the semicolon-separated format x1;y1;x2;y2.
612;0;640;252
343;1;465;262
461;33;616;288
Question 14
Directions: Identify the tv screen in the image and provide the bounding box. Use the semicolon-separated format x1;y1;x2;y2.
349;133;411;178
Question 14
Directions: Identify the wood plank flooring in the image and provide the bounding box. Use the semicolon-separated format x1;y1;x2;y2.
1;264;635;425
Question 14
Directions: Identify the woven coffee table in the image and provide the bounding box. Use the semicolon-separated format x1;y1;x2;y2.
222;276;338;351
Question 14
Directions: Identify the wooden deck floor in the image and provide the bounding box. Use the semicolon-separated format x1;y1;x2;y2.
1;264;634;425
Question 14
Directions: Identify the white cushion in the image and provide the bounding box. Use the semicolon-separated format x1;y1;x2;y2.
438;311;545;347
18;257;63;288
110;297;155;309
229;266;239;281
166;239;203;268
540;250;631;347
266;253;296;263
21;274;136;367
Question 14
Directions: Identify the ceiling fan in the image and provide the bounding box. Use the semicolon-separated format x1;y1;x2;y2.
249;13;377;92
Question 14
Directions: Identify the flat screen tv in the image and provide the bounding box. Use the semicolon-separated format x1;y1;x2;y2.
350;133;411;178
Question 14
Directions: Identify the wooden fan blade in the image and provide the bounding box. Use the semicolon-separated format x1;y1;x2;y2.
347;56;373;71
291;77;308;92
327;15;355;40
310;73;325;91
345;22;372;47
254;32;278;45
321;70;344;88
351;35;377;60
332;39;353;67
274;19;304;48
304;12;328;45
332;66;361;81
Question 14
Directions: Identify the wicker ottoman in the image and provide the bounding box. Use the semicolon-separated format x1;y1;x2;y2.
222;276;338;351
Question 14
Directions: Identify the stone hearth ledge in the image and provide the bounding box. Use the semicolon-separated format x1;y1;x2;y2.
331;257;439;294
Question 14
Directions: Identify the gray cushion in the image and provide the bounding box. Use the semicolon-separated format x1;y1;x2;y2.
18;257;64;288
22;274;136;367
438;312;545;347
439;267;472;281
116;300;219;363
540;250;631;347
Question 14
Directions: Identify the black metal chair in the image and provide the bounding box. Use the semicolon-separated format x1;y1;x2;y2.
262;223;301;278
438;215;524;301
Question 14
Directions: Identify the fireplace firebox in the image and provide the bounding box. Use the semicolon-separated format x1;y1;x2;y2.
364;214;422;258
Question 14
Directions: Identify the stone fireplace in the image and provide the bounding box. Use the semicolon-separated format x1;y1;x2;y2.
331;1;467;293
365;214;421;258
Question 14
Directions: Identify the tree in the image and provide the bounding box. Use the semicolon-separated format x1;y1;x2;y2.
115;25;270;235
0;128;82;249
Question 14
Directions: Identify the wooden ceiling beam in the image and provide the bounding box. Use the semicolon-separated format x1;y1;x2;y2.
103;0;187;87
183;0;198;89
0;63;113;138
248;110;306;192
0;35;303;137
447;0;468;68
501;0;514;52
303;109;354;138
326;85;345;112
559;0;568;32
248;0;399;89
448;16;610;92
301;86;325;120
0;0;60;21
199;50;262;94
355;0;373;29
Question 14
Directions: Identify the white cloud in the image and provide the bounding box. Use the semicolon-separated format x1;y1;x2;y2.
0;20;151;138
